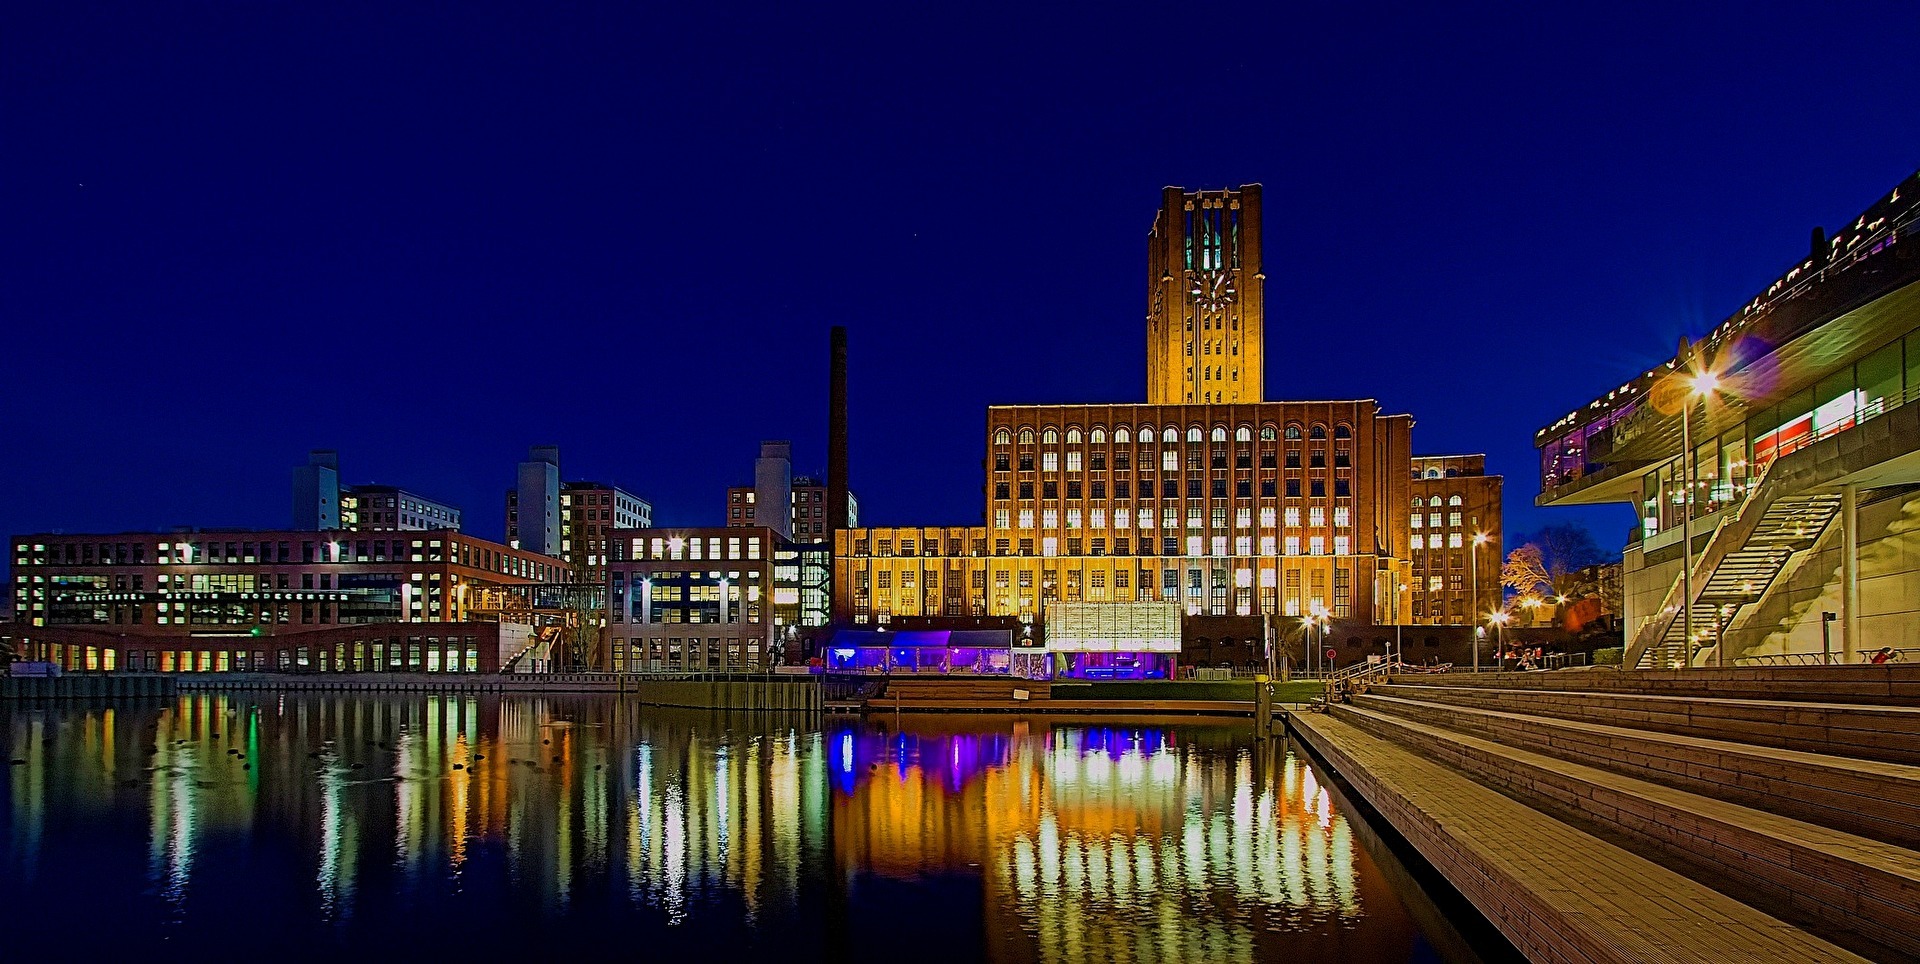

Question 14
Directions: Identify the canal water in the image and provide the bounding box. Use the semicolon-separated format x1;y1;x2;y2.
1;694;1489;962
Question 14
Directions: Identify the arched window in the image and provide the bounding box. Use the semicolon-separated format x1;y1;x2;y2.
1162;427;1178;443
1426;467;1442;479
1042;428;1059;444
1089;428;1105;445
1065;428;1081;444
1445;468;1460;478
1309;424;1327;441
1210;426;1227;442
1449;495;1463;506
994;428;1011;445
1259;425;1277;441
1334;424;1352;439
1235;426;1252;442
1411;498;1423;510
1115;427;1132;444
1285;424;1302;440
1429;496;1443;507
1018;428;1034;445
1187;427;1203;442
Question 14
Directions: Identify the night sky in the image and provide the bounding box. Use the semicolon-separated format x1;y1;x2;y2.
4;3;1917;570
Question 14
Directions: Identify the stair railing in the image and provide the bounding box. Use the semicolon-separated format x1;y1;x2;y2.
1625;452;1787;667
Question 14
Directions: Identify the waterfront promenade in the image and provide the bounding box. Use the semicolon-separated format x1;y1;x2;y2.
1291;665;1920;962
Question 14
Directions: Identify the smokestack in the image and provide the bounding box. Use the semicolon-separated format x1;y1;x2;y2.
828;326;849;534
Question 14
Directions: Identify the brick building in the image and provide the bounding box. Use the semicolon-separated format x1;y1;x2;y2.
828;183;1500;675
1407;454;1504;626
603;526;827;672
6;529;564;673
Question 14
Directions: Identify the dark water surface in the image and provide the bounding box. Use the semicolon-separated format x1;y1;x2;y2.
2;694;1484;962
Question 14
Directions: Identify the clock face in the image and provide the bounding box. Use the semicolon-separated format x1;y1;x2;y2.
1187;269;1236;311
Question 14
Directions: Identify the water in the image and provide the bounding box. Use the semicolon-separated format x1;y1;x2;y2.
1;695;1486;962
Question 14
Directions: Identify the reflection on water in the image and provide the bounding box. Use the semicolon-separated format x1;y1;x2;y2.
1;696;1465;962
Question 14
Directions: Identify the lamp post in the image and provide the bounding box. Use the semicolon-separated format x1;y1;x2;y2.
1470;532;1488;672
1679;366;1720;669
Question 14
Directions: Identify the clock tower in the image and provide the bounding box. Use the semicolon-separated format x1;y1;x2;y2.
1146;184;1264;405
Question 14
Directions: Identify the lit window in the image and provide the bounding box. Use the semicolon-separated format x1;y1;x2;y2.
1066;451;1082;471
1042;510;1057;528
1283;537;1300;555
1334;536;1350;555
1115;509;1130;529
1043;452;1058;471
1448;533;1463;548
1259;536;1276;554
1066;509;1081;529
1042;537;1058;557
1018;510;1034;528
1309;536;1325;555
1334;507;1350;527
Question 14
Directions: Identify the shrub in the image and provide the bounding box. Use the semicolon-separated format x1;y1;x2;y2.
1592;646;1624;666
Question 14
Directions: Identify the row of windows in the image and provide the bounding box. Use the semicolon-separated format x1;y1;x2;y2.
994;424;1353;445
995;476;1351;499
995;449;1352;472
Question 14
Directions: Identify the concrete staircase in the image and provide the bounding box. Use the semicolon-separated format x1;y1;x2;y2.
1317;668;1920;961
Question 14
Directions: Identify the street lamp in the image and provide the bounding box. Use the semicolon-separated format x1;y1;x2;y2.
1679;363;1720;669
1490;611;1510;665
1470;531;1488;672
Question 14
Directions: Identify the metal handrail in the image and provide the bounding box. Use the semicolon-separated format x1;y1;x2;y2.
1625;450;1787;667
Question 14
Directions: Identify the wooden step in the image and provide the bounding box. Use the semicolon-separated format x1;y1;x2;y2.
1353;691;1920;849
1387;666;1920;706
1371;682;1920;765
1287;712;1868;964
1328;702;1920;961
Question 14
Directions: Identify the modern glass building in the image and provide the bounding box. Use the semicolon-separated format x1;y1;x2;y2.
1535;168;1920;667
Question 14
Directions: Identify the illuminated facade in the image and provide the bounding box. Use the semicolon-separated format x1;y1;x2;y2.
604;526;828;671
836;403;1415;632
1535;168;1920;666
5;529;564;672
829;185;1493;669
1407;454;1503;626
1147;185;1265;405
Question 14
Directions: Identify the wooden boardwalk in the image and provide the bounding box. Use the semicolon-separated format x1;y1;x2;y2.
1290;711;1869;963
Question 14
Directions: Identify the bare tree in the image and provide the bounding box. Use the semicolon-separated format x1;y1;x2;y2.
1502;544;1552;599
1510;523;1610;597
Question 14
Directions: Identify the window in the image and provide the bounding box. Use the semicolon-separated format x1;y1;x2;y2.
1260;425;1277;441
1019;428;1034;444
1334;424;1352;439
1043;428;1058;444
1115;428;1131;443
994;428;1011;445
1043;452;1058;471
1310;425;1327;440
1067;480;1082;499
1043;481;1058;498
1285;479;1301;497
1283;536;1300;555
1310;480;1325;497
1066;428;1081;444
994;482;1009;499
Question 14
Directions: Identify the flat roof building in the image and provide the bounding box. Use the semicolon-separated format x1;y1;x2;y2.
1535;167;1920;667
7;529;564;673
293;450;462;532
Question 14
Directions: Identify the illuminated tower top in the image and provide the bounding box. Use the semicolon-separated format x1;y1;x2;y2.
1146;184;1264;405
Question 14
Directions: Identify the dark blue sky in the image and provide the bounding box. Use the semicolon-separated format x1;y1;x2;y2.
4;3;1916;562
